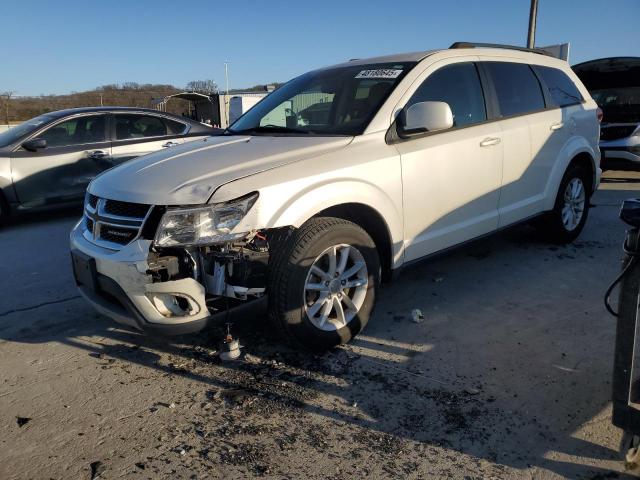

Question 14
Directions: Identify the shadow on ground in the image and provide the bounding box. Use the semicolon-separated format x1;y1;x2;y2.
0;183;635;478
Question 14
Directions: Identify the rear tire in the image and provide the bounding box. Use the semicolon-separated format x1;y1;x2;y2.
267;217;380;351
537;164;591;244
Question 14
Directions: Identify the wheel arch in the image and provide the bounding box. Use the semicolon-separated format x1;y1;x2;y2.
313;203;395;283
543;139;599;211
567;151;597;194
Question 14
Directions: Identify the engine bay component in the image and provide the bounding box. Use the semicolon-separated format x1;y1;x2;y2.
202;232;269;301
146;249;196;283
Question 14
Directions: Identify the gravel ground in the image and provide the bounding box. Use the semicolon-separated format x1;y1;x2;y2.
1;171;639;479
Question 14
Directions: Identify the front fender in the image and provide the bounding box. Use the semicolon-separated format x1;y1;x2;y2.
255;179;404;267
543;136;600;211
211;134;405;266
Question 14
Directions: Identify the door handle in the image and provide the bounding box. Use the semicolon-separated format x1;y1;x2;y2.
162;141;179;148
88;150;108;159
550;122;564;131
479;137;501;147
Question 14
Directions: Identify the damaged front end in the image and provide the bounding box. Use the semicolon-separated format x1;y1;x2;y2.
147;231;271;321
71;191;277;335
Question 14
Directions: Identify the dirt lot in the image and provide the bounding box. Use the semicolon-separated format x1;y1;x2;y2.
1;171;639;479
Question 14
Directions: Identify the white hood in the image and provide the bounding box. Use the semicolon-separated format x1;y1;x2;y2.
89;135;352;205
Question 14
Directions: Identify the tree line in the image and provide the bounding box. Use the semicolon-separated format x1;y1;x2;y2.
1;80;281;123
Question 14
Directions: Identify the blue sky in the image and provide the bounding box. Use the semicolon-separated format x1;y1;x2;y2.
2;0;638;96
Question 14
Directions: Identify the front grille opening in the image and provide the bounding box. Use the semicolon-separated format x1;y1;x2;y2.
103;199;150;218
84;195;153;248
100;225;138;245
87;193;99;209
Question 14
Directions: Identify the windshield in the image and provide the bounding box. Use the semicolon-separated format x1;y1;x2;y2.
229;62;416;136
0;114;55;148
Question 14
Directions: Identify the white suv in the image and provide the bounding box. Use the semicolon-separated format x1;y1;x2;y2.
70;43;601;350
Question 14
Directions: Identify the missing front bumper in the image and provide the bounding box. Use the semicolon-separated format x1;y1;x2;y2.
71;224;274;335
78;272;267;335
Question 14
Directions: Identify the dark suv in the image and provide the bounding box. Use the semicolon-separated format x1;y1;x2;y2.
574;57;640;169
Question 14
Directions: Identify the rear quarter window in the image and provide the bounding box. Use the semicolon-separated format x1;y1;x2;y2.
115;114;168;140
165;118;188;135
484;62;546;117
535;65;584;107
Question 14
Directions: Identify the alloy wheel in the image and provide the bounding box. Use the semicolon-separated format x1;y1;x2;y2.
303;244;368;331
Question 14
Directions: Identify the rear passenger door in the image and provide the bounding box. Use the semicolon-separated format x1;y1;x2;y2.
481;61;551;226
532;64;586;180
110;113;189;164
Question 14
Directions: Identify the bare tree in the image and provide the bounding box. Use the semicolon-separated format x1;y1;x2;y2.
185;80;218;94
1;91;15;126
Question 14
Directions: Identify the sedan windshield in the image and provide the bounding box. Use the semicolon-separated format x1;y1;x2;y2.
229;62;416;136
0;114;55;148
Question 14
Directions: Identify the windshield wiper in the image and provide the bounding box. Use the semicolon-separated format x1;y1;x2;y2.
228;125;313;135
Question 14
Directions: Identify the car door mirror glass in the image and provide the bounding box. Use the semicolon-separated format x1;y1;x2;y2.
399;101;454;138
21;138;47;151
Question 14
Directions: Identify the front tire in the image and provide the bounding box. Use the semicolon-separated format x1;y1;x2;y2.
268;217;380;351
538;164;591;244
0;194;8;226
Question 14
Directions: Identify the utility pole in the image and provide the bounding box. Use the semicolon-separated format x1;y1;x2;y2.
527;0;539;49
224;61;230;127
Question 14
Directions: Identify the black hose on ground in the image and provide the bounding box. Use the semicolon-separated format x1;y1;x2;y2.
605;232;640;317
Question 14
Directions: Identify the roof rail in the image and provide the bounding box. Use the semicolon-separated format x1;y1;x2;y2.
449;42;554;57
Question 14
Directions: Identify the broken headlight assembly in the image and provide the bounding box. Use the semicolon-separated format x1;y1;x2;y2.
154;192;258;247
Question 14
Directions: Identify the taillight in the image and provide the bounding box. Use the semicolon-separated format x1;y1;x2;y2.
596;107;604;123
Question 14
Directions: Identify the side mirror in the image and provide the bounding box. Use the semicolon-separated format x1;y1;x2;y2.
22;138;47;152
399;101;454;138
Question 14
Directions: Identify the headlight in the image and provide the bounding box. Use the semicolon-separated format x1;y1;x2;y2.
154;192;258;247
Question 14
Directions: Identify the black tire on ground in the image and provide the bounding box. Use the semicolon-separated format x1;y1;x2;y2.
0;192;8;225
537;164;591;244
267;217;380;351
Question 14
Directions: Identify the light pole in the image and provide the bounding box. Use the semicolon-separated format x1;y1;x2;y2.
527;0;539;49
224;61;230;127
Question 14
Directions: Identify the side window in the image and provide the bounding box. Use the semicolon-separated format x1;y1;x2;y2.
535;66;583;107
39;115;106;147
114;114;168;140
164;118;187;135
484;62;545;117
407;62;486;128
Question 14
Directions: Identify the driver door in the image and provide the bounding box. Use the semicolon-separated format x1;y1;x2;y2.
11;114;111;207
394;61;503;261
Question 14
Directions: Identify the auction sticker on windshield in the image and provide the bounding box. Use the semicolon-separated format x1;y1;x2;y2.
355;69;403;79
